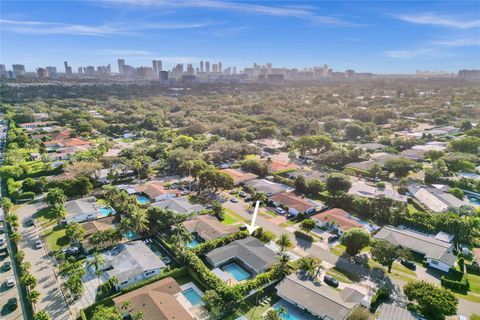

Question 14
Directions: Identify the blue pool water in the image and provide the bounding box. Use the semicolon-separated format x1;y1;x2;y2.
273;300;317;320
124;230;139;240
136;195;150;204
182;288;202;306
221;263;251;281
187;239;200;248
466;195;480;205
98;207;115;217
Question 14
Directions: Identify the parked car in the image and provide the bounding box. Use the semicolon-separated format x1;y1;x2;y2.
26;218;35;227
400;259;417;270
275;207;286;215
323;275;339;288
0;236;5;246
62;247;80;256
3;261;11;271
5;276;15;288
328;235;340;243
230;197;238;203
239;225;248;231
238;191;248;198
34;239;43;249
6;298;17;311
286;213;295;219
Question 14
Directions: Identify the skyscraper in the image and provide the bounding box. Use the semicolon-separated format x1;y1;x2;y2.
205;61;210;73
152;60;162;78
117;59;125;75
46;66;57;78
12;64;26;77
218;62;222;73
200;61;204;72
64;61;72;77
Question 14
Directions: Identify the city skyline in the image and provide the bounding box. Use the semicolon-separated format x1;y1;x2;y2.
1;1;479;73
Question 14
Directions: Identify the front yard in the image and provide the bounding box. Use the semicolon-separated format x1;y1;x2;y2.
43;225;69;251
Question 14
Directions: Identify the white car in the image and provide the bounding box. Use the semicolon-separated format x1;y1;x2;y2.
6;276;15;288
34;239;43;249
275;207;287;215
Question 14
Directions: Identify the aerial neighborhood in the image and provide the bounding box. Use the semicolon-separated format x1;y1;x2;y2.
0;81;479;320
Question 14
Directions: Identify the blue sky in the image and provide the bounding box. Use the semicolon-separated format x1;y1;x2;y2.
1;1;479;73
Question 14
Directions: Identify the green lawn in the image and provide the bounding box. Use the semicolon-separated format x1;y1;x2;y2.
452;291;480;303
330;244;346;256
227;292;279;320
466;273;480;295
391;262;416;276
326;268;353;284
222;213;238;225
43;225;69;251
33;207;57;227
224;208;247;222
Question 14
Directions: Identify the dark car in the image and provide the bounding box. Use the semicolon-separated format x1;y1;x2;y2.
401;259;417;270
323;275;339;288
7;297;18;311
328;235;340;243
3;261;11;270
239;225;248;231
26;218;35;227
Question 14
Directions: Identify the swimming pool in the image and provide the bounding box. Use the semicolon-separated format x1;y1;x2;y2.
182;288;203;306
187;239;200;248
221;263;251;281
273;300;317;320
98;207;115;217
136;195;150;204
124;230;139;241
466;195;480;206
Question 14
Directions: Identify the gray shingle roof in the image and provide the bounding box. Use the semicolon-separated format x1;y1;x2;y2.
183;215;238;241
377;303;418;320
276;273;364;320
205;237;278;275
65;196;97;217
152;196;205;215
243;179;287;195
103;241;166;283
374;226;456;266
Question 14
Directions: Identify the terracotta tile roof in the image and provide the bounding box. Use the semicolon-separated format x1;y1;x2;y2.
113;277;193;320
311;208;361;231
260;159;298;172
220;168;258;185
270;192;316;213
135;182;180;199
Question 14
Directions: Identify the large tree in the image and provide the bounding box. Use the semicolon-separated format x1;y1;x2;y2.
404;280;458;320
370;239;410;272
46;188;67;207
341;228;370;256
326;173;352;195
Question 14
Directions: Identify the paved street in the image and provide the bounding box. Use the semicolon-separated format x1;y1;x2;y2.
16;202;73;320
0;234;24;320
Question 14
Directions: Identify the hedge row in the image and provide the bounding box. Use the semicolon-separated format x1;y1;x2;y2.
294;230;314;242
192;230;249;256
441;276;470;293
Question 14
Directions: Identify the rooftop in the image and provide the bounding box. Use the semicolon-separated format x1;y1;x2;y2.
270;192;319;213
152;196;205;215
183;215;238;241
65;196;97;217
103;241;166;283
219;168;258;185
113;277;193;320
311;208;362;231
244;179;287;195
349;181;407;203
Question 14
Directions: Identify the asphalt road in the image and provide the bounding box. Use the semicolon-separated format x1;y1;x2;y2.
16;202;73;320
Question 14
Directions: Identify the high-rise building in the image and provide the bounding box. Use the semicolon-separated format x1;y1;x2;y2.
36;68;47;78
205;61;210;73
152;60;162;77
78;67;83;74
117;59;125;74
46;66;57;78
200;61;204;72
64;61;73;77
12;64;26;77
212;64;218;73
187;64;194;75
218;62;222;73
159;70;168;83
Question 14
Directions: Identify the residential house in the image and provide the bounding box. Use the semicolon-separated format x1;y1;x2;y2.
400;149;427;161
64;196;99;223
276;272;366;320
183;215;238;241
349;181;407;203
152;197;206;215
113;277;193;320
287;169;326;181
100;241;167;289
134;182;180;202
373;225;456;272
80;215;118;252
244;179;287;196
252;138;286;150
270;192;321;216
19;121;57;129
355;142;387;151
311;208;362;235
346;152;401;174
377;303;418;320
260;158;298;172
220;168;258;185
205;237;278;276
408;184;470;213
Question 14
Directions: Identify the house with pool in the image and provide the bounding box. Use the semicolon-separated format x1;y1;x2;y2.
98;240;167;289
79;215;118;253
275;272;366;320
63;196;115;223
113;276;199;320
134;181;181;202
205;237;278;283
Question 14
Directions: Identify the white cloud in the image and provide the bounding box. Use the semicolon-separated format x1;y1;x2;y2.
431;38;480;47
382;49;433;59
0;18;213;36
395;13;480;29
104;0;359;26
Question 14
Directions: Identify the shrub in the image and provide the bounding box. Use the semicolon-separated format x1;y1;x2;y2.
294;230;313;242
370;286;391;311
441;276;469;293
192;231;249;255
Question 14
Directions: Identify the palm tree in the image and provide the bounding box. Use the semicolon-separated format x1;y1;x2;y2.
88;251;106;277
298;257;323;279
133;311;144;320
121;300;132;312
275;254;293;276
28;290;41;304
275;233;292;253
171;224;193;253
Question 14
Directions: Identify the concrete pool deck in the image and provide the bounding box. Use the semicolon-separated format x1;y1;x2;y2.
176;282;205;319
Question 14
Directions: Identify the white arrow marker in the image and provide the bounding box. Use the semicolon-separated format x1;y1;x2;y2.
244;201;260;235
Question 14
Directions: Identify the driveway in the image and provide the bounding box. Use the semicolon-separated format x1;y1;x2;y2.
16;202;73;320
